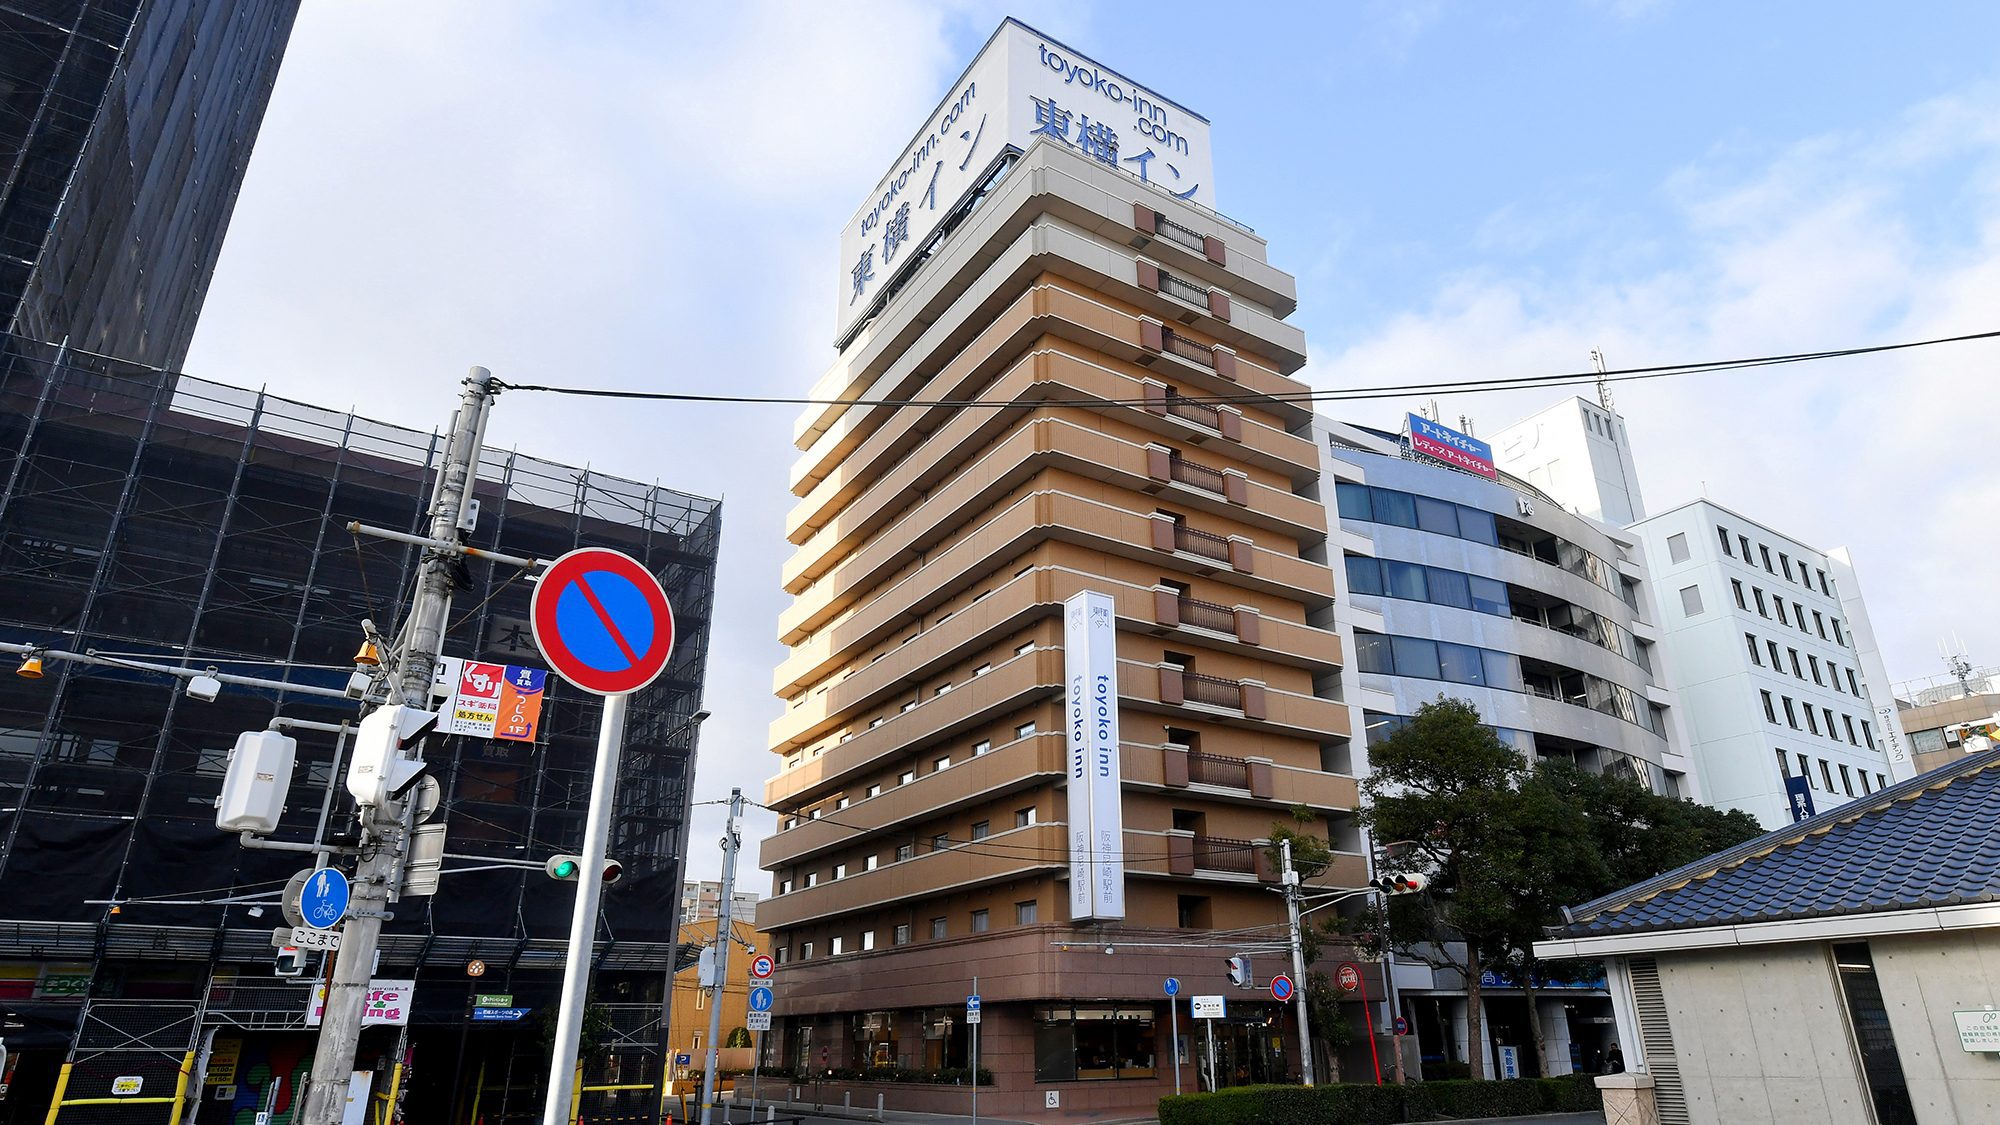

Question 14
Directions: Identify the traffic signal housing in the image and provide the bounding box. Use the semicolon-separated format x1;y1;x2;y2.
1226;954;1252;988
546;854;624;884
274;946;305;977
1371;872;1429;895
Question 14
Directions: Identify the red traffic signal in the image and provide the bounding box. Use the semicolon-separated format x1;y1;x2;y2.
1371;872;1428;895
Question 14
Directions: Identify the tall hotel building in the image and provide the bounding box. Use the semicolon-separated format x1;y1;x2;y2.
760;21;1359;1114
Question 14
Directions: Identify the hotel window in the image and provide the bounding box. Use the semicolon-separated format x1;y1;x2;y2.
1847;668;1861;694
1783;697;1799;728
896;844;913;862
1824;708;1838;739
931;917;947;940
931;834;950;852
776;946;789;964
1808;655;1823;685
831;936;845;956
1746;633;1762;665
932;755;951;773
863;854;878;872
1795;602;1810;632
935;681;952;695
1832;619;1845;645
1719;526;1734;556
970;821;990;841
898;770;915;785
1788;649;1803;678
801;942;814;960
900;700;917;713
1739;534;1754;560
804;871;817;888
1667;532;1691;563
1016;721;1037;739
1033;1005;1160;1082
1814;611;1827;639
1780;553;1793;580
870;717;884;728
866;784;881;798
974;663;992;677
779;879;793;895
1768;639;1784;669
972;739;991;756
1805;707;1820;735
862;930;876;951
1015;641;1034;657
1679;585;1704;616
1839;764;1855;797
970;909;990;934
1820;759;1837;792
1754;587;1769;616
1732;579;1747;609
1762;691;1778;723
1844;715;1859;744
1776;599;1790;626
833;863;847;880
696;991;705;1010
1760;544;1774;572
1017;900;1039;924
1015;807;1037;827
810;809;821;820
836;796;850;810
893;924;911;946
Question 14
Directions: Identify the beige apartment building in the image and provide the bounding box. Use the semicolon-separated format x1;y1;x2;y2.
757;26;1359;1117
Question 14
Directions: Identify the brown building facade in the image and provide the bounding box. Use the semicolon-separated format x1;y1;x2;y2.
758;116;1360;1114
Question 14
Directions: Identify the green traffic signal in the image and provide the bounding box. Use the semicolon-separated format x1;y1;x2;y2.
554;860;578;878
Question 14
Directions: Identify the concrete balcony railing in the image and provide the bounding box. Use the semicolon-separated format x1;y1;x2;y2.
1150;744;1358;812
773;492;1336;693
756;824;1067;931
760;732;1061;869
779;426;1326;643
774;567;1340;750
1123;657;1351;743
784;344;1318;586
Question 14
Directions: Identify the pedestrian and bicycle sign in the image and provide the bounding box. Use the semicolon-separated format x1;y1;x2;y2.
749;954;774;979
1164;977;1180;996
295;868;349;929
1270;974;1295;1002
530;548;677;696
749;986;774;1012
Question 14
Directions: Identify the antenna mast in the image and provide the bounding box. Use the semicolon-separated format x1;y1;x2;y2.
1590;348;1614;412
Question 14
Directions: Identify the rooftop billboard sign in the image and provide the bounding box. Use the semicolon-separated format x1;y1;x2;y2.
837;19;1214;345
1408;413;1497;480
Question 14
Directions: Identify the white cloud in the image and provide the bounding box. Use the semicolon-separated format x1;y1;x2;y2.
1306;84;2000;687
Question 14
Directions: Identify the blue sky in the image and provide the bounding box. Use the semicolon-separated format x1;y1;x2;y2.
185;2;2000;878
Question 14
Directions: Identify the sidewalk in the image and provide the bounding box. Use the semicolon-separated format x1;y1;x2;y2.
721;1096;1602;1125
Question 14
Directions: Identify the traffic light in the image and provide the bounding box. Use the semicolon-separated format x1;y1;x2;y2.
1226;954;1252;988
546;854;624;884
274;946;305;977
1371;872;1429;895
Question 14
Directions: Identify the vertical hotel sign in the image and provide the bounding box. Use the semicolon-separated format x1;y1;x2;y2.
1407;414;1497;479
1065;590;1125;920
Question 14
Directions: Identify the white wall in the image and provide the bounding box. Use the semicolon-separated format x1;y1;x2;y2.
1491;397;1646;527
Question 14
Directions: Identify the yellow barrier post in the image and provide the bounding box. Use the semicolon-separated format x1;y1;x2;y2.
568;1061;582;1124
42;1063;73;1125
168;1049;197;1121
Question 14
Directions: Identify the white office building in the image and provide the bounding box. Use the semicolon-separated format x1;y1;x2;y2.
1630;500;1914;826
1490;397;1646;527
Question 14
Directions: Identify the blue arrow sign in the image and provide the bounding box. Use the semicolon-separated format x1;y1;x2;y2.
1164;977;1180;996
472;1007;531;1022
298;868;350;929
966;994;981;1011
749;986;774;1012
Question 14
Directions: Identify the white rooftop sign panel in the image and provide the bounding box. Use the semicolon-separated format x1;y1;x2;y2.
836;19;1214;344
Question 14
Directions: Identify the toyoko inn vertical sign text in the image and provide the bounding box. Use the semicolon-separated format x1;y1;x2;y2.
1065;590;1125;920
838;19;1214;344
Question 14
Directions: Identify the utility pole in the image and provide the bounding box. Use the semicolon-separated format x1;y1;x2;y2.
700;788;744;1125
1281;839;1315;1086
298;368;496;1125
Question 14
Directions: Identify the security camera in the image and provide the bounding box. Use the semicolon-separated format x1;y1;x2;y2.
344;670;372;700
186;673;222;703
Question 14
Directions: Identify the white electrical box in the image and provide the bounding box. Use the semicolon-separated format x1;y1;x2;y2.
216;730;297;834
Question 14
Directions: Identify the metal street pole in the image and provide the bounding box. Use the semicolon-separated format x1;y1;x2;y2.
299;367;495;1125
970;974;979;1125
699;789;744;1125
1205;1015;1217;1092
1171;996;1181;1095
1282;840;1315;1086
542;692;630;1125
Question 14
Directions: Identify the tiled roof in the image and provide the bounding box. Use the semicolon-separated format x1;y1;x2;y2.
1559;749;2000;938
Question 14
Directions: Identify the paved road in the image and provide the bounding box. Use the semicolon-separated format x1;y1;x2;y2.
720;1102;1603;1125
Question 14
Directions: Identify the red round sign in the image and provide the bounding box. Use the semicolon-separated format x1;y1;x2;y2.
1336;963;1361;992
1270;974;1294;1001
530;548;676;696
749;954;774;979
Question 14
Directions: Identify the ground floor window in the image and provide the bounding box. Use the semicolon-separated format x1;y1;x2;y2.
1033;1005;1157;1081
851;1010;897;1067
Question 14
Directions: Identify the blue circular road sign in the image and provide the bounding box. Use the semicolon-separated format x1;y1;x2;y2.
1164;977;1180;996
530;548;676;696
749;986;774;1012
297;868;350;929
1271;974;1296;1002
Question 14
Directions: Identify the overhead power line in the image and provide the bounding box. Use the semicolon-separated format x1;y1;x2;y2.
492;328;2000;409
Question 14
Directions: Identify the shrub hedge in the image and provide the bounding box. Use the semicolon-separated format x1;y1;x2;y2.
1157;1074;1601;1124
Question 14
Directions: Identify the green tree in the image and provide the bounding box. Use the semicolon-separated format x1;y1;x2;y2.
1265;805;1351;1077
726;1026;752;1048
1357;697;1529;1082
